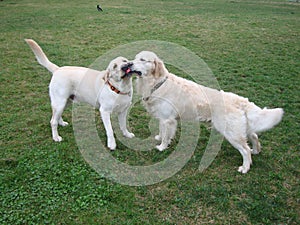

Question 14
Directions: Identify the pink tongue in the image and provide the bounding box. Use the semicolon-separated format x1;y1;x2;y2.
126;68;131;74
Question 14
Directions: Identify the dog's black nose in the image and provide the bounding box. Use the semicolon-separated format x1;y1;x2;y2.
121;62;133;72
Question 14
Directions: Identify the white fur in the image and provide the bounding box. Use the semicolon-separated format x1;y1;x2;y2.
132;51;284;173
26;39;134;150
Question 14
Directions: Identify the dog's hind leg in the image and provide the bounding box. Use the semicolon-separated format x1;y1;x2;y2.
50;100;67;142
226;137;252;174
216;113;252;173
248;133;261;155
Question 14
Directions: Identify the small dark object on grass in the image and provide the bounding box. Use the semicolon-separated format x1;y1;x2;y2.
0;158;18;167
97;4;103;11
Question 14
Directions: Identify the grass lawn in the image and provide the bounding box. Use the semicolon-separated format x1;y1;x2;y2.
1;0;299;224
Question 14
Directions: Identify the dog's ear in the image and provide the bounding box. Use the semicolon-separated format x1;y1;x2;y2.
153;59;167;78
106;61;118;73
104;62;117;81
103;71;109;82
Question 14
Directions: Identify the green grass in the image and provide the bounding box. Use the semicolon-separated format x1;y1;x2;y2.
1;0;299;224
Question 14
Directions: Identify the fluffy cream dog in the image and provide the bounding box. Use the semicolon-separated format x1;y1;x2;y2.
25;39;135;150
130;51;283;173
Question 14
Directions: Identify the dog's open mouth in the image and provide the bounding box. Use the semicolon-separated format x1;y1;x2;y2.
121;63;142;78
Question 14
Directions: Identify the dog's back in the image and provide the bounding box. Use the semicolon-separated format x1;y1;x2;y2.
221;91;284;134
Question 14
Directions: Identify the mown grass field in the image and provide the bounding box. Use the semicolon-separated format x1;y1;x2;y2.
1;0;299;224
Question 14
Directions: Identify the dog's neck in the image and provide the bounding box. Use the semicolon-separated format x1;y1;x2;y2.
107;78;132;95
136;75;168;100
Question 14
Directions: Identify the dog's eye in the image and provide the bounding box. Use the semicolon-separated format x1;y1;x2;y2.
122;59;128;63
140;58;145;62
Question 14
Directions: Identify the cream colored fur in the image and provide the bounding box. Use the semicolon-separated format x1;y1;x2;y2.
132;51;283;173
25;39;134;150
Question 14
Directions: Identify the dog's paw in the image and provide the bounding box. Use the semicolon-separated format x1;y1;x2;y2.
124;132;135;138
155;135;161;141
251;149;260;155
60;121;69;127
108;139;116;150
156;144;167;152
238;166;249;174
53;136;63;142
251;145;261;155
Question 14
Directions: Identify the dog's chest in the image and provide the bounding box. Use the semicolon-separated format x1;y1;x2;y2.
111;95;132;113
143;97;175;119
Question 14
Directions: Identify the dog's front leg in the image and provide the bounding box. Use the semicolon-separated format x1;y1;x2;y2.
100;108;116;150
155;120;163;141
118;107;135;138
156;119;177;151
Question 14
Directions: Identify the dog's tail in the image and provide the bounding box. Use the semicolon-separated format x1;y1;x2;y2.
25;39;59;73
247;104;284;134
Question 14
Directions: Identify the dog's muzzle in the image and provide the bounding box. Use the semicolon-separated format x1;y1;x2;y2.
121;63;142;78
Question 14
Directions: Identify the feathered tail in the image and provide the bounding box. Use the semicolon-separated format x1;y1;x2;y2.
247;105;284;133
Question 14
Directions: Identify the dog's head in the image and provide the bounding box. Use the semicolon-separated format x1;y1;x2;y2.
131;51;168;78
106;57;135;82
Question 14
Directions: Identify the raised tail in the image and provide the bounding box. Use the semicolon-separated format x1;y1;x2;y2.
247;106;284;134
25;39;59;73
